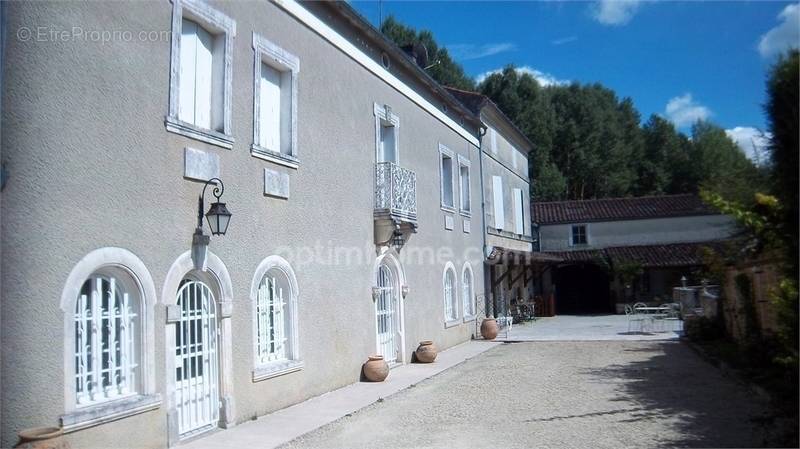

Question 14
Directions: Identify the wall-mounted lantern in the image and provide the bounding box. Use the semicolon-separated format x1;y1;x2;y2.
391;228;405;251
192;178;232;271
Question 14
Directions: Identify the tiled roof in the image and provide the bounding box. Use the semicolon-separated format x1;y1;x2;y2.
442;87;488;115
545;241;720;268
532;194;718;225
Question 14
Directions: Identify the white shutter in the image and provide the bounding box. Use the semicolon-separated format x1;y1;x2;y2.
493;176;504;230
460;165;470;212
490;128;498;154
514;188;524;235
194;25;214;129
178;19;198;124
260;63;282;152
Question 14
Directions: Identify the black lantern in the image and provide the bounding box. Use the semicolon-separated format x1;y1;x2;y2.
198;178;232;236
205;201;232;236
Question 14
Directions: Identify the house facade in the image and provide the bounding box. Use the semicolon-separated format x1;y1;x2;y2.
534;194;737;314
0;1;490;447
444;88;535;318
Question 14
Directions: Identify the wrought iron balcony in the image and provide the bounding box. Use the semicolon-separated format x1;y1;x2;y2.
375;162;417;224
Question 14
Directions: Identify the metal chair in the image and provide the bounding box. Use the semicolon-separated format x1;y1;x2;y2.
625;305;648;333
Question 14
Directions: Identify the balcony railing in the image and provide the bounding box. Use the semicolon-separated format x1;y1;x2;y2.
375;162;417;224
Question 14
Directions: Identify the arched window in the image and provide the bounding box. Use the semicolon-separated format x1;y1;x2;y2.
251;256;301;380
255;270;293;363
73;271;140;406
462;262;475;319
443;263;458;324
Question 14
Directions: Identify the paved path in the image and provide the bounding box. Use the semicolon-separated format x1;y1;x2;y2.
182;341;500;449
282;341;772;449
498;314;683;342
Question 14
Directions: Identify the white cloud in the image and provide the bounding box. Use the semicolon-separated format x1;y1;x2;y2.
446;43;517;61
551;36;578;45
726;126;772;165
664;93;712;128
591;0;641;26
475;66;570;87
758;4;800;58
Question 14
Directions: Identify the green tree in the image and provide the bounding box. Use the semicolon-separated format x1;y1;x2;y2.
379;16;475;91
764;49;799;274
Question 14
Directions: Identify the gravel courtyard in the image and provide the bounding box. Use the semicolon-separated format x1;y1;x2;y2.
282;341;773;449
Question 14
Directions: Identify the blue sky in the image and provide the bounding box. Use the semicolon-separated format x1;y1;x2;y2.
351;0;799;163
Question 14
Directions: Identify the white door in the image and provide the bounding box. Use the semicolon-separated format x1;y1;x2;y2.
375;265;399;363
175;280;219;437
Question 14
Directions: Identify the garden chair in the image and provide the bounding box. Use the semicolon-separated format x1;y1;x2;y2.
660;303;682;331
625;305;648;333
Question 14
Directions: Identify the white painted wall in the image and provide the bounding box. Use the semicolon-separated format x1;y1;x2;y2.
538;215;737;251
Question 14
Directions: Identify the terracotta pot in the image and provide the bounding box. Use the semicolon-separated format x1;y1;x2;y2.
363;355;389;382
480;318;499;340
415;340;437;363
15;427;69;449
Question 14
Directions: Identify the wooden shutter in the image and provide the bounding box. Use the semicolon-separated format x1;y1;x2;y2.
493;176;504;230
260;63;282;152
514;188;524;235
178;19;198;124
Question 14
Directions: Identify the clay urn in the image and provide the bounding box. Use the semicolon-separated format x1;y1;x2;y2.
414;340;437;363
480;317;499;340
15;427;69;449
363;355;389;382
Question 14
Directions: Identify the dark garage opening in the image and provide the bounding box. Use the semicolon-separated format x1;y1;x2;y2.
554;263;613;314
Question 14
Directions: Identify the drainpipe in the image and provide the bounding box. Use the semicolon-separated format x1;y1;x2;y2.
477;122;489;316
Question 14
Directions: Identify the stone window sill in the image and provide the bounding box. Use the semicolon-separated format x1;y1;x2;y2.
444;319;461;329
463;314;477;323
252;359;304;382
165;116;234;150
61;394;161;433
440;205;457;214
251;144;300;169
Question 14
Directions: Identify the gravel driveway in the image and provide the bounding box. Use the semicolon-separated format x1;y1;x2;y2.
281;341;773;449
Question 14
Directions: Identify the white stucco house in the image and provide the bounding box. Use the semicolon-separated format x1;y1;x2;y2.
0;1;533;447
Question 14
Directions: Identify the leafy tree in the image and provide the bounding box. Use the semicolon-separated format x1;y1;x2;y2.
764;49;799;274
379;16;475;91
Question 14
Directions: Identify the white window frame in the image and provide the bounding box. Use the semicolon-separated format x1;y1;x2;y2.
443;262;459;327
59;248;160;433
166;0;236;149
492;176;505;230
513;188;525;235
374;103;400;164
250;255;302;381
252;33;300;169
457;155;471;217
569;224;589;246
461;262;476;322
439;144;456;212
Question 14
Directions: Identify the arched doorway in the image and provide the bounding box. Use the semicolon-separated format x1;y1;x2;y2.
554;263;612;314
373;249;406;364
174;278;219;436
162;251;235;445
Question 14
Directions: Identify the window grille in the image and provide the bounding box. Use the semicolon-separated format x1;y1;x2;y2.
74;275;138;406
256;273;287;363
444;268;457;321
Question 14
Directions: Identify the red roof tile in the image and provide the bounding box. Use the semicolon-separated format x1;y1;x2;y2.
545;241;720;268
532;194;718;225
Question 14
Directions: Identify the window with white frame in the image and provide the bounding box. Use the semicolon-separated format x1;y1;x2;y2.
73;274;139;406
492;176;505;230
166;0;235;149
251;256;301;381
252;34;300;168
443;264;458;324
374;103;399;164
462;263;475;319
571;224;588;245
439;144;455;210
255;270;292;364
458;156;471;215
513;188;525;235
